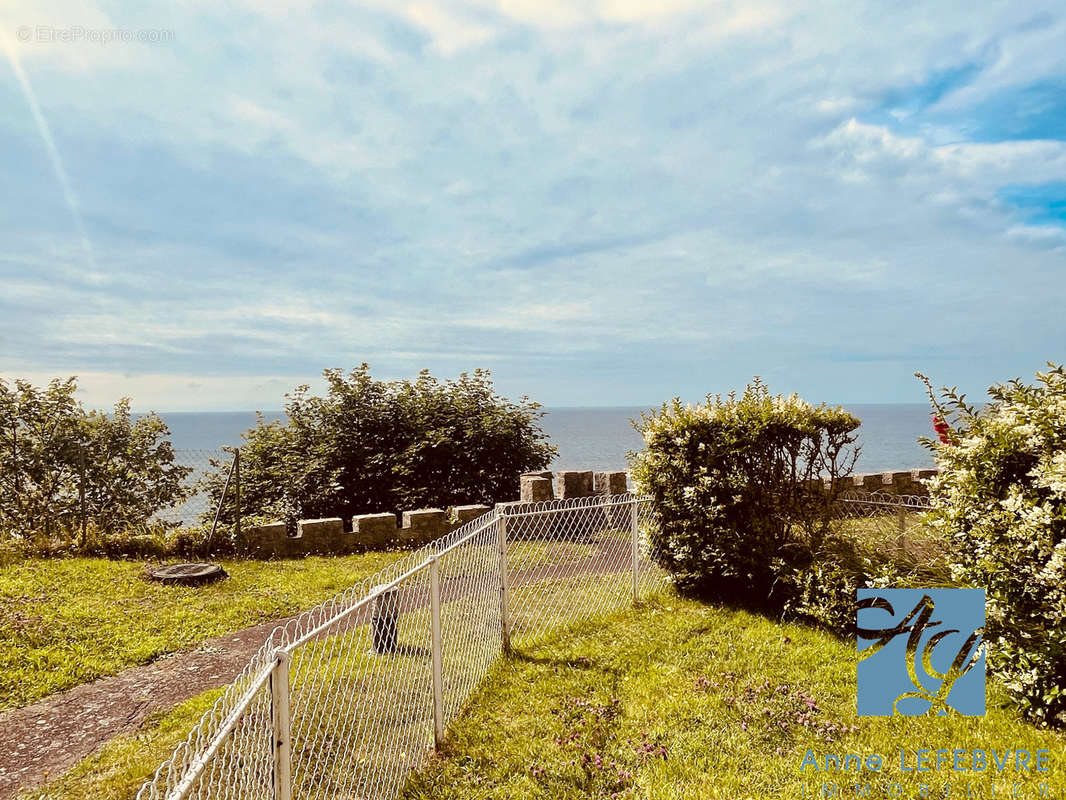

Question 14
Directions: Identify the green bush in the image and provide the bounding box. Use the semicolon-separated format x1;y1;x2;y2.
918;365;1066;725
204;365;556;523
629;379;860;607
0;377;191;546
164;515;281;560
97;532;169;560
165;524;234;559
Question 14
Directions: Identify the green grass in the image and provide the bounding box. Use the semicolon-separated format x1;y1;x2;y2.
508;539;598;569
403;595;1066;800
24;561;647;800
0;520;614;715
0;553;403;710
31;590;1063;800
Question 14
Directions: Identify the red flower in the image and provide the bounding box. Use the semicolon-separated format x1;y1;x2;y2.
932;414;952;445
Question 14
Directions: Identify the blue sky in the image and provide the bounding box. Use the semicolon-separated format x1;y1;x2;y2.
1;1;1064;411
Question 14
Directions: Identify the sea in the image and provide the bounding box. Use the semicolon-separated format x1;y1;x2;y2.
155;404;936;474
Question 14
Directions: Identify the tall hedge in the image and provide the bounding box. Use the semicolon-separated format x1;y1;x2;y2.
206;365;556;524
630;379;860;607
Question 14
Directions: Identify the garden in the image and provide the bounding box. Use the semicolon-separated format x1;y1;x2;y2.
1;364;1065;799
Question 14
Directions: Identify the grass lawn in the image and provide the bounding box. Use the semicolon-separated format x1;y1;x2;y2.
27;593;1066;800
403;596;1066;800
833;511;949;573
0;553;403;710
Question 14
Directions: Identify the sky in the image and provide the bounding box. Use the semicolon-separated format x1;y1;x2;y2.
1;1;1064;411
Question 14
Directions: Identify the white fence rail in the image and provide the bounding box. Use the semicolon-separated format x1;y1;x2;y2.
137;493;663;800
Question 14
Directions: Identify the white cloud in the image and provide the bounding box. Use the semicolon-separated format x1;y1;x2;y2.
821;118;1066;189
1005;224;1066;247
404;3;496;54
483;0;588;29
713;4;787;37
0;369;326;411
3;0;1066;406
815;97;857;114
597;0;708;23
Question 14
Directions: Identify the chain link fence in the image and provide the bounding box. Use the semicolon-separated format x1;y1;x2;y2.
160;449;232;527
136;493;664;800
831;490;940;562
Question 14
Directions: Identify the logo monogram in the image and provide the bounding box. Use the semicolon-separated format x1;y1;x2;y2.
856;588;985;717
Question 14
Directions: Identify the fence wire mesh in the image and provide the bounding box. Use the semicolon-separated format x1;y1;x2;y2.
505;495;662;649
137;493;663;800
160;448;230;527
830;490;939;561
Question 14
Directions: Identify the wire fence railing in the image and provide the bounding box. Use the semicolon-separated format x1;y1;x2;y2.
161;448;232;527
136;493;664;800
831;490;937;560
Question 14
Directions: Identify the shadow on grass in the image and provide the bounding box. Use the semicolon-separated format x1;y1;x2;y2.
506;649;624;678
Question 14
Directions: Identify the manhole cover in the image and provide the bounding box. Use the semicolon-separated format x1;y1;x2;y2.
148;563;227;586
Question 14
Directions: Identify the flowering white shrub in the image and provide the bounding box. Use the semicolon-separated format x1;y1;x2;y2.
918;365;1066;725
630;378;860;607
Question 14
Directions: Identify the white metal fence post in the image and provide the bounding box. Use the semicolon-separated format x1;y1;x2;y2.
429;555;444;750
630;499;640;604
269;649;293;800
497;511;511;653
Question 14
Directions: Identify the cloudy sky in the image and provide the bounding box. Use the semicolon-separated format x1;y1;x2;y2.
1;1;1064;411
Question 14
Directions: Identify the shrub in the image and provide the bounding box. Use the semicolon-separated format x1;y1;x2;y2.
780;539;866;631
96;531;169;560
164;515;280;560
204;365;556;523
779;533;954;632
918;365;1066;725
0;377;191;546
629;379;860;607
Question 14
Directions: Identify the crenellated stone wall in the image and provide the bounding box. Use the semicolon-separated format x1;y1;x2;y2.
820;468;937;496
242;504;493;558
243;469;631;558
241;467;934;557
519;469;629;502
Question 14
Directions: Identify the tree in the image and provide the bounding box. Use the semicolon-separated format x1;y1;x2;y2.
0;378;83;539
205;365;556;525
0;377;191;545
79;399;191;537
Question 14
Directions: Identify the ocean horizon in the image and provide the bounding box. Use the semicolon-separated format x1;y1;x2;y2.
151;403;937;474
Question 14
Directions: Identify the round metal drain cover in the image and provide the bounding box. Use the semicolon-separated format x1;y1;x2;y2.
148;562;227;586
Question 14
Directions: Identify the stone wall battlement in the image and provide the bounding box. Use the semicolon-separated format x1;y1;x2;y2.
820;468;937;496
242;467;934;557
243;469;630;558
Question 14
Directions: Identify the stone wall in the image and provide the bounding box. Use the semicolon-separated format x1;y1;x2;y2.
518;469;628;502
241;467;933;557
242;503;491;558
243;469;630;558
820;468;937;496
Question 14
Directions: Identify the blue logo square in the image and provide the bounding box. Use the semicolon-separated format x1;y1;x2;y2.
856;588;985;717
